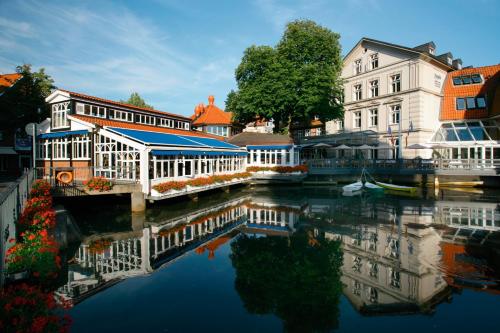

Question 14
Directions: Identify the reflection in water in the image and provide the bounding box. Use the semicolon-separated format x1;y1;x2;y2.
57;187;500;329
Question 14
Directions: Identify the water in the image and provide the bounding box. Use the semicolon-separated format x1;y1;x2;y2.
56;186;500;332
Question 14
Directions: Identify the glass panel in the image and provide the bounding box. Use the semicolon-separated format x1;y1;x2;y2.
444;128;458;141
456;128;473;141
485;127;500;140
442;123;453;128
469;126;487;140
452;77;462;85
471;74;482;83
476;97;486;108
466;98;476;109
461;76;472;84
456;98;465;110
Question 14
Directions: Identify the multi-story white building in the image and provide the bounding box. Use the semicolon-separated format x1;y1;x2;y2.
326;38;460;159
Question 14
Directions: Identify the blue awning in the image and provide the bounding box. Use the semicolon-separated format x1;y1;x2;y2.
108;127;241;150
151;150;247;157
38;130;89;139
247;145;293;150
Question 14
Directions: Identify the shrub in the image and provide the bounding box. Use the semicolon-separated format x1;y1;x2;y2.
83;177;113;192
18;197;53;227
29;180;51;198
246;165;308;173
153;173;251;193
30;209;57;231
0;283;71;333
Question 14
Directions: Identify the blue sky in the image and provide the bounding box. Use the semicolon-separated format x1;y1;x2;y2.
0;0;499;116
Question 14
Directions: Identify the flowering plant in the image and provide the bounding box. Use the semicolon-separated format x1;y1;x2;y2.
28;209;56;231
0;283;71;333
152;172;252;193
83;177;113;192
88;238;113;254
18;197;53;227
153;181;187;193
6;230;60;280
246;165;308;173
29;180;51;198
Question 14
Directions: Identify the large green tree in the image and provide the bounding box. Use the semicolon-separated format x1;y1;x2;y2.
121;92;153;109
226;20;343;133
0;64;55;129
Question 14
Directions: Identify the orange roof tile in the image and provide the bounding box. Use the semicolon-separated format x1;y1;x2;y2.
192;96;233;125
441;64;500;121
59;89;191;120
70;114;220;139
0;73;22;95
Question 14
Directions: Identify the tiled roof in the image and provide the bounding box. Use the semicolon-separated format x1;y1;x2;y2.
59;89;190;120
227;132;293;147
192;96;233;125
70;114;219;139
0;73;22;95
441;64;500;121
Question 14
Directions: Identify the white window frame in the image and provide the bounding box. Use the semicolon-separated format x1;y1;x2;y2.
354;59;362;75
52;137;69;160
109;109;133;122
51;102;70;129
390;105;401;124
353;84;362;101
337;119;344;131
72;134;90;160
369;108;378;127
136;114;156;125
370;53;379;69
353;112;362;129
369;79;379;98
390;74;401;93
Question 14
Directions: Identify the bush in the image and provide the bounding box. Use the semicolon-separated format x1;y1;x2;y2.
246;165;308;173
18;197;53;227
29;180;51;198
153;173;252;193
83;177;113;192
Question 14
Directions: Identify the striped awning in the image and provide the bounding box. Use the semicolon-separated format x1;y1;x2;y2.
38;130;88;139
247;145;293;150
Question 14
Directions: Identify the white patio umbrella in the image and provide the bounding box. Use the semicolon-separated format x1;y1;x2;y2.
407;143;431;149
333;144;351;149
356;144;373;149
313;143;332;148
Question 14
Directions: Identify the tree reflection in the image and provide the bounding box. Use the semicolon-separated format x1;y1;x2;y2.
230;230;343;332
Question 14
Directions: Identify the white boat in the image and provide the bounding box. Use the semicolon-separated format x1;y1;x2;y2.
342;181;363;193
364;181;384;191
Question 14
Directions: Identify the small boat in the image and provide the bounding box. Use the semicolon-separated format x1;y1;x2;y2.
342;181;363;193
375;181;417;193
364;181;384;192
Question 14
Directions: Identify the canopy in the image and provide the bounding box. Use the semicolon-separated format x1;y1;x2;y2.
313;143;332;148
38;130;88;139
0;147;18;155
356;144;373;149
247;145;293;150
151;150;247;157
333;144;351;149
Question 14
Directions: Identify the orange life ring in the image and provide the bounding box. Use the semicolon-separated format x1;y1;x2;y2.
56;171;73;184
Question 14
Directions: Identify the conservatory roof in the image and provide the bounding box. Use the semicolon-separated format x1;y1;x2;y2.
107;127;241;150
430;119;500;143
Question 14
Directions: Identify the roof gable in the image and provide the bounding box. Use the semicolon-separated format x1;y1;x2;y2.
192;96;233;125
0;73;23;96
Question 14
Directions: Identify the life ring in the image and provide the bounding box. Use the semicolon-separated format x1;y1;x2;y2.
56;171;73;184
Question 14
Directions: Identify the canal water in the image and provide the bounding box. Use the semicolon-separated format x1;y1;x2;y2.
56;185;500;332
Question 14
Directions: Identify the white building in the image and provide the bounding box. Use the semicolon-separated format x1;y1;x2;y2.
326;38;459;159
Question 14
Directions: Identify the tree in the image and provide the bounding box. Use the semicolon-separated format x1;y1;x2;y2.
226;20;343;133
120;92;153;109
230;229;343;332
0;64;56;128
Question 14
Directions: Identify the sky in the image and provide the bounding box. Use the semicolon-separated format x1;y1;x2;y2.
0;0;499;117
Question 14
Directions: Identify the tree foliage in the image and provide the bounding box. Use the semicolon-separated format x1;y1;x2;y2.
120;92;153;109
226;20;343;132
0;64;56;130
230;229;343;332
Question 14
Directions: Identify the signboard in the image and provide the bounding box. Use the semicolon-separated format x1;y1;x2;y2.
14;128;32;151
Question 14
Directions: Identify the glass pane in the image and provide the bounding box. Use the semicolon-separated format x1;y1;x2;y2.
456;98;465;110
442;123;453;128
471;74;482;83
485;127;500;140
452;77;462;85
462;76;472;84
469;127;487;140
456;128;473;141
477;97;486;108
444;129;458;141
466;97;476;109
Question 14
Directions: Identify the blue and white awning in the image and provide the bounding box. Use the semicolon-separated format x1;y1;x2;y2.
246;144;293;150
38;130;88;139
151;150;247;156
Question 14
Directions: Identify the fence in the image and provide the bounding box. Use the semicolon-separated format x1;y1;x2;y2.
0;169;35;286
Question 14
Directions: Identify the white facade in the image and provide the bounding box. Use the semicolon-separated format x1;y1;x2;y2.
326;39;454;159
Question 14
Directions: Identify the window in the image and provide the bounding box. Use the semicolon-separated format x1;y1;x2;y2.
369;109;378;127
52;138;69;159
390;74;401;93
353;112;361;128
337;119;344;131
135;114;156;125
456;98;466;110
369;80;379;98
466;97;476;109
476;96;486;108
72;135;90;159
370;53;379;69
390;105;400;124
75;103;106;118
207;125;228;137
354;59;362;74
109;109;133;122
461;75;472;84
158;118;174;128
353;84;362;101
471;74;482;84
51;102;70;128
452;77;462;85
38;139;51;159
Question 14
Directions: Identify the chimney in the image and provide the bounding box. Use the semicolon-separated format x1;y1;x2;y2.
414;41;436;55
208;95;214;106
452;58;463;70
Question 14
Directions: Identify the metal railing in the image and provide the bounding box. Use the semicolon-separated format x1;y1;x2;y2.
0;169;35;286
307;158;500;171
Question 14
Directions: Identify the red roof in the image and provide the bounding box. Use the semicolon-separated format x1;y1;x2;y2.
59;89;191;120
192;96;233;125
0;73;22;95
70;114;220;139
441;64;500;120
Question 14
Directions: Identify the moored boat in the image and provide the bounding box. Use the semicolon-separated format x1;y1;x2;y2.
375;181;417;193
342;181;363;193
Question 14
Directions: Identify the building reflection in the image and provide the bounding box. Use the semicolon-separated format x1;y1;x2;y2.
56;189;500;310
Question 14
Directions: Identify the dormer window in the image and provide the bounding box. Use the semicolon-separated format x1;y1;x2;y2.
429;47;435;55
354;59;362;75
